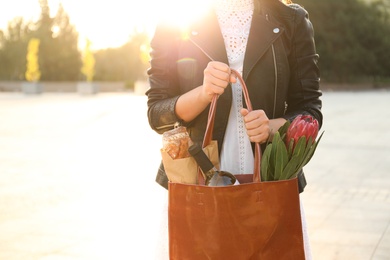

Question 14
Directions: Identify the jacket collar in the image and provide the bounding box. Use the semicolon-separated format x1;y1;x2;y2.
244;9;284;79
258;0;298;19
188;6;284;80
188;9;229;65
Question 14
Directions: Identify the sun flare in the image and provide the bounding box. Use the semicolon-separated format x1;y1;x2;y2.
0;0;215;50
152;0;213;29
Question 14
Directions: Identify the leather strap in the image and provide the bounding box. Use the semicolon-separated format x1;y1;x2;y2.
200;69;262;184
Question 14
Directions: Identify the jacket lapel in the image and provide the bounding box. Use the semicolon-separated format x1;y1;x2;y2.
188;10;229;65
243;11;284;80
188;7;284;80
188;10;232;136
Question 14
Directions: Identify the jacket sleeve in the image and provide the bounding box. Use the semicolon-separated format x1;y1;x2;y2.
146;24;182;134
283;5;323;127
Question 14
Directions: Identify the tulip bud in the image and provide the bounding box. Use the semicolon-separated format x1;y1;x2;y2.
286;115;319;152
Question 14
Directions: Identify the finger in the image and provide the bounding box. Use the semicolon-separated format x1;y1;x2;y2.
210;61;230;72
244;110;267;122
213;70;231;83
248;132;269;143
241;110;263;130
247;124;270;143
210;62;232;82
230;74;237;84
204;68;230;87
240;108;249;117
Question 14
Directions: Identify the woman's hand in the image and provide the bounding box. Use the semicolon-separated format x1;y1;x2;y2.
175;62;236;122
240;109;270;144
202;61;237;102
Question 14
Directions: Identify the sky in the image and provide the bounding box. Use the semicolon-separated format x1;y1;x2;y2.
0;0;210;50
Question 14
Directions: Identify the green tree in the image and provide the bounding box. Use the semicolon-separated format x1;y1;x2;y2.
0;17;30;80
33;0;56;80
94;31;150;86
81;39;95;81
51;4;81;81
295;0;390;82
125;31;150;81
0;1;81;81
25;38;41;82
32;0;81;81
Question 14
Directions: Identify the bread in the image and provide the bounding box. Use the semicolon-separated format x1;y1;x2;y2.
162;126;193;159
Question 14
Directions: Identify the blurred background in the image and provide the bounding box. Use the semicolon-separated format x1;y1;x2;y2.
0;0;389;259
0;0;389;88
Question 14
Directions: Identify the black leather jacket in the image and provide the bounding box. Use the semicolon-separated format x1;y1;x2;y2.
146;0;322;190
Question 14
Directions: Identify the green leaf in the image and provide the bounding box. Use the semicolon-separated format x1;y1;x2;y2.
296;136;313;170
272;132;281;179
268;133;280;180
274;134;289;180
281;136;306;179
301;131;324;167
281;155;300;180
278;120;290;138
261;144;272;181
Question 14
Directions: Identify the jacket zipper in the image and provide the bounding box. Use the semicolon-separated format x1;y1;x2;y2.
266;14;278;119
156;124;175;131
271;44;278;118
156;121;181;131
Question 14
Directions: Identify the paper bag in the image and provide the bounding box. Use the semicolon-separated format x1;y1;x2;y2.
161;140;219;184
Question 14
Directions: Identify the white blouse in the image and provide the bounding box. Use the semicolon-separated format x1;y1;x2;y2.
215;0;255;174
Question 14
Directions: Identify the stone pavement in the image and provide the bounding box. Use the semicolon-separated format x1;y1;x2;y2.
0;90;389;260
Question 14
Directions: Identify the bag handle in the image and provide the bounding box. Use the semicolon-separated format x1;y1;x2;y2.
200;69;262;184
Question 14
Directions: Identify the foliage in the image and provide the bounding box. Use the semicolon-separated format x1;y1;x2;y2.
5;0;390;84
81;39;95;82
261;115;323;181
32;0;81;81
0;1;81;81
25;38;41;82
295;0;390;82
0;17;30;80
0;0;150;83
93;31;150;83
50;3;81;81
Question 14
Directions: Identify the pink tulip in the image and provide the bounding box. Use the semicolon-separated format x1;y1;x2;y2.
286;115;319;151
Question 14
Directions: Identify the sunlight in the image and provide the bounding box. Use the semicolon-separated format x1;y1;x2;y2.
57;0;140;50
0;1;40;28
153;0;213;29
0;0;214;50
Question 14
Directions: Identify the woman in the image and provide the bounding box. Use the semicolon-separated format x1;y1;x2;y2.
146;0;322;258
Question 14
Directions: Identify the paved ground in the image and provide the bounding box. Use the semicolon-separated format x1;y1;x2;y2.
0;90;389;260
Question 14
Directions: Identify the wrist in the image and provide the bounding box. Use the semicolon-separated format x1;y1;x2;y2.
198;85;213;104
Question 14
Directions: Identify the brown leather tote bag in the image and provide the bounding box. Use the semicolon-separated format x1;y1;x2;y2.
168;70;305;260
